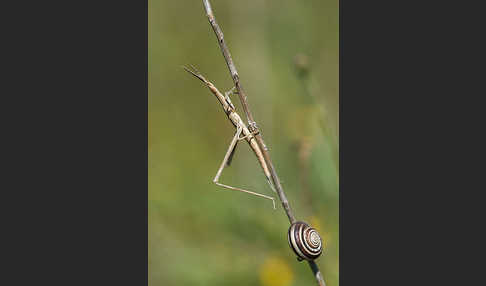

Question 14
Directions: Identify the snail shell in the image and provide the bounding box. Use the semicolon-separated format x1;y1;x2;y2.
287;221;322;261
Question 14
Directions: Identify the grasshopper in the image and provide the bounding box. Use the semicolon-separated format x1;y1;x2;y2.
183;65;276;209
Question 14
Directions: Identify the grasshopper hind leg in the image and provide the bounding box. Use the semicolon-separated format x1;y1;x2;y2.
213;126;276;209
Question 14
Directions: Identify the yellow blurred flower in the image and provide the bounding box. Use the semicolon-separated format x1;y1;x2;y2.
259;256;294;286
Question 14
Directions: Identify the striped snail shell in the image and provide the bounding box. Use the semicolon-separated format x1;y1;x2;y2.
287;221;322;261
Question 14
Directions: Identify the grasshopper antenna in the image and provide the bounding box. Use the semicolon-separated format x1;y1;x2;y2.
182;65;208;83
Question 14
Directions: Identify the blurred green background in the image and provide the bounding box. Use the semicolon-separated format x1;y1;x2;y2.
149;0;338;285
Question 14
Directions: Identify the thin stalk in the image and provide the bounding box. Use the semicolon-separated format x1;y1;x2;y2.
201;1;326;285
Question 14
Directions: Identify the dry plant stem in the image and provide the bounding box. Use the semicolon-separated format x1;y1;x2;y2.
309;260;327;286
202;1;326;285
202;0;294;222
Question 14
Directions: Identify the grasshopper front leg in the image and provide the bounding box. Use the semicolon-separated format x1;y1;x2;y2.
224;86;237;111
